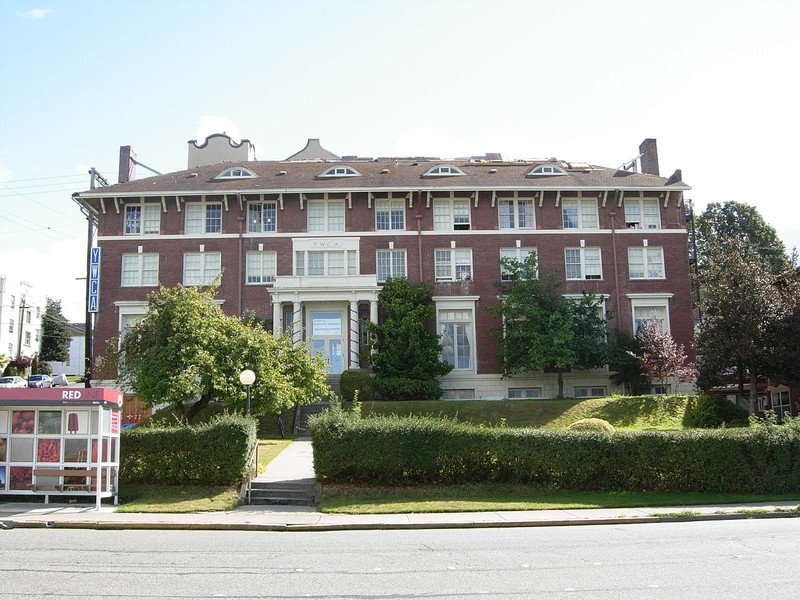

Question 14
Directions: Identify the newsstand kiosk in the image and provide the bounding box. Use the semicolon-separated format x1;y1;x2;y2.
0;388;122;509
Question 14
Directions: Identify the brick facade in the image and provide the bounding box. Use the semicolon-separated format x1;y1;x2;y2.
76;137;693;399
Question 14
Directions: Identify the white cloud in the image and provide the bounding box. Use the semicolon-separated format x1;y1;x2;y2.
194;116;242;144
18;8;52;20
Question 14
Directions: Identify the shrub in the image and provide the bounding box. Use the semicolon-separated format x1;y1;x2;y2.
310;412;800;492
120;413;257;485
568;418;615;433
340;370;374;403
373;376;443;401
686;394;750;428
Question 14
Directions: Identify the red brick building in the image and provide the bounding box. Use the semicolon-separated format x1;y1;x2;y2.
74;135;693;399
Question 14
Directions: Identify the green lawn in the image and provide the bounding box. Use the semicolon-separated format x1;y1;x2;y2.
359;396;691;430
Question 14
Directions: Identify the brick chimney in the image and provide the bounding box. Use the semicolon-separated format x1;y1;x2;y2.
118;146;137;184
639;139;659;176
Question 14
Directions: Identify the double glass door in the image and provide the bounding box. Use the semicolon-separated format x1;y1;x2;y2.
310;311;344;374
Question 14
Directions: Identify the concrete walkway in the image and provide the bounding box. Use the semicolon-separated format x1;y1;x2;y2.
1;440;799;532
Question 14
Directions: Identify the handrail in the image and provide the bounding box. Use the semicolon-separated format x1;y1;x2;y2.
241;440;259;505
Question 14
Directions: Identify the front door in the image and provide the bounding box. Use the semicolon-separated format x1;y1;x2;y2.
309;310;344;374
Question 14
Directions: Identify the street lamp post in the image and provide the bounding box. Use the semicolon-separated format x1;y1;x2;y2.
239;369;256;415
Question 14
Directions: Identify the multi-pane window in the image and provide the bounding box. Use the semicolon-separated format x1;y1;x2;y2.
624;197;661;229
435;249;472;281
439;310;473;370
498;198;535;230
500;248;536;281
574;386;607;398
185;202;223;234
562;198;598;229
121;253;159;287
770;390;791;420
376;249;407;282
24;332;31;346
508;388;542;399
294;250;357;276
565;248;602;280
8;319;13;333
124;204;160;235
375;199;405;231
633;305;668;333
628;247;665;279
247;201;277;233
433;199;471;231
183;252;221;285
246;251;277;284
307;200;345;232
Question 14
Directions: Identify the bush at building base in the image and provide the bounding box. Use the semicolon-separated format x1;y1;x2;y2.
119;414;256;486
310;410;800;493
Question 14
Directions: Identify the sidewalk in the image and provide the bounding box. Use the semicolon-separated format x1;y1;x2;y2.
2;441;799;532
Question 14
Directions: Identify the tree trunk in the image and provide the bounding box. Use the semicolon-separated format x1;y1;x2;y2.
557;370;564;398
748;365;758;414
187;395;211;423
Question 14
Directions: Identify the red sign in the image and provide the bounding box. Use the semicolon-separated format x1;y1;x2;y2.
0;387;123;408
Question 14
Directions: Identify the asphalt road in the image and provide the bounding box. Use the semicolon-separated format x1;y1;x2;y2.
2;519;799;599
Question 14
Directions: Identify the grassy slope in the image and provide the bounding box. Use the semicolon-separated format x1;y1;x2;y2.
360;396;691;430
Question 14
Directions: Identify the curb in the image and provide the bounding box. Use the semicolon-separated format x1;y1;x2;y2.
2;510;797;532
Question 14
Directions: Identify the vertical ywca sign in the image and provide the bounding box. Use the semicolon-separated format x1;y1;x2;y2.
88;247;101;313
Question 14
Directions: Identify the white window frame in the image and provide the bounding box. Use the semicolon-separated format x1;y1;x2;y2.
629;294;673;334
183;251;222;286
376;249;407;282
528;165;566;176
500;247;536;281
435;248;473;282
319;166;361;177
215;167;257;179
624;197;661;229
375;199;405;231
436;300;477;372
508;387;542;399
769;389;792;419
124;204;160;236
246;251;277;284
121;253;159;287
561;198;598;229
628;246;665;279
434;198;471;231
574;386;607;398
294;249;358;277
498;197;535;230
307;200;345;232
247;201;277;233
565;247;602;280
185;202;223;234
423;165;466;177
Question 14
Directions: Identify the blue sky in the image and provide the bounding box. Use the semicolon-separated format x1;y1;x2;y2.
1;0;799;321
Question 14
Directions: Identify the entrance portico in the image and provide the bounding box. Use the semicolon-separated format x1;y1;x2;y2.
270;275;380;373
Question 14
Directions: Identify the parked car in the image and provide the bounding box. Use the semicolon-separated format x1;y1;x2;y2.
51;373;69;387
27;374;53;388
0;376;28;388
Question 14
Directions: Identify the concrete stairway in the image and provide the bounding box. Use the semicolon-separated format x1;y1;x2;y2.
248;479;320;506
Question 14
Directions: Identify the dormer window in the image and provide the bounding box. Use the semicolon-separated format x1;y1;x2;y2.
319;166;361;178
423;165;466;177
528;165;566;176
215;167;257;179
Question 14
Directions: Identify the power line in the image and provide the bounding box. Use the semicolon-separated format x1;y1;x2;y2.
0;182;87;221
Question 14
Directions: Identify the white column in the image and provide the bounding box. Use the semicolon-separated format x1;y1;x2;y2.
292;301;302;345
370;299;379;355
349;300;359;369
272;301;282;336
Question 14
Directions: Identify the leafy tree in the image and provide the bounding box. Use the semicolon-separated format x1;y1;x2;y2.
764;262;800;387
608;331;649;395
634;316;695;387
488;253;608;397
39;298;71;363
113;284;330;421
695;238;782;410
367;278;452;400
695;201;788;276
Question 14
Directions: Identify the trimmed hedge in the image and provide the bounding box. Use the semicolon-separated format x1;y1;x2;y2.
120;414;257;485
340;370;374;403
685;394;750;428
568;418;615;433
310;411;800;493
